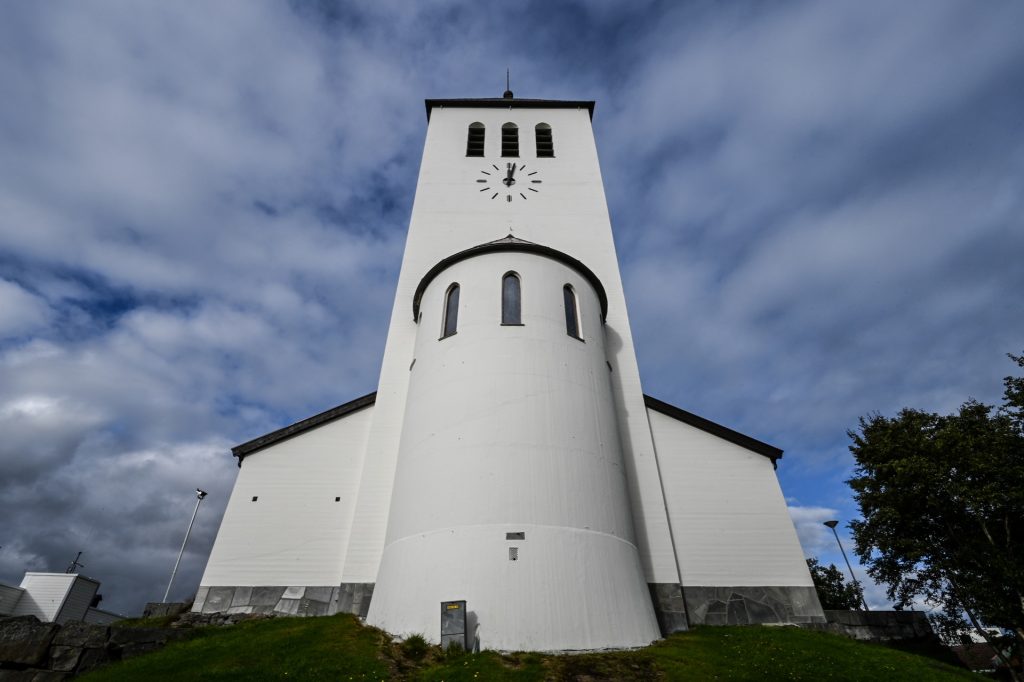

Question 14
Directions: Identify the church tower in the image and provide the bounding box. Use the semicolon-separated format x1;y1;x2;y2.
361;94;666;650
195;92;823;652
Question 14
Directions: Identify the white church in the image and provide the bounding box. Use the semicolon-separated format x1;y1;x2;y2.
194;93;824;651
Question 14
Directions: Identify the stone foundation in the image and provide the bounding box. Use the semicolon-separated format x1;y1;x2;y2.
682;586;826;626
648;583;689;635
809;609;936;641
142;602;190;619
192;583;826;631
337;583;374;619
192;583;375;618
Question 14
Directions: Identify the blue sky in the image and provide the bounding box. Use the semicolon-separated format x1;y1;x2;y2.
1;1;1022;616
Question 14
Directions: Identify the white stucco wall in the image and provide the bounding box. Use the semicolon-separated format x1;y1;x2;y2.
347;102;678;586
199;404;374;587
367;250;660;650
646;407;813;587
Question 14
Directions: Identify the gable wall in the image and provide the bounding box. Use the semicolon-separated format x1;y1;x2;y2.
199;404;374;587
646;407;812;587
12;574;76;621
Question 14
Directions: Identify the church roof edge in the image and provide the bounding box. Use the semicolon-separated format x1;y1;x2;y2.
230;391;783;468
425;98;596;121
411;236;608;322
231;392;377;465
643;395;784;465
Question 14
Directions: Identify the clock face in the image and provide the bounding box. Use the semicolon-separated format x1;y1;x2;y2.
475;162;542;202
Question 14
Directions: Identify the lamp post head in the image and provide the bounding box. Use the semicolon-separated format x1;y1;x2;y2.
823;520;839;529
196;489;208;500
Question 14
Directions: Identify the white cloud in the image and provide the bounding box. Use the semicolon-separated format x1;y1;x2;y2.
787;505;841;558
0;279;52;338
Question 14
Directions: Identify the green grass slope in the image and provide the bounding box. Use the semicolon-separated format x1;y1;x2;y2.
80;614;974;681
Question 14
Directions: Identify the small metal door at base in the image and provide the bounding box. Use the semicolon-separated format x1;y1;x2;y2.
441;600;467;650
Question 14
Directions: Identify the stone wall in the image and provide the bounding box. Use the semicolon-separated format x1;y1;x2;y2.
192;583;374;619
683;586;826;626
141;602;190;620
0;616;194;680
808;609;936;642
648;583;689;635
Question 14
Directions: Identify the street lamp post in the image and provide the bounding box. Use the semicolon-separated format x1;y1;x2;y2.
823;520;869;611
163;488;208;603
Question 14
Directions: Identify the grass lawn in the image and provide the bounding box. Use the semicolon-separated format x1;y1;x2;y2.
80;614;975;681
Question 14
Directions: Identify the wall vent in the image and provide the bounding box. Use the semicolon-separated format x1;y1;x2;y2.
508;547;519;561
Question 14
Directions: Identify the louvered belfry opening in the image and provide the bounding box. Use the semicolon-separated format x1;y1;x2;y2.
501;123;519;157
466;123;485;157
536;123;554;157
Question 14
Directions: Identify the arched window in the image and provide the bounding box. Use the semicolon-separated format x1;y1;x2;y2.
466;122;485;157
535;123;554;157
502;272;521;325
501;123;519;157
563;284;581;339
442;283;459;338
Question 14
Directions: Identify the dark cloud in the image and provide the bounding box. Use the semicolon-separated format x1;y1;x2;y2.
1;1;1021;615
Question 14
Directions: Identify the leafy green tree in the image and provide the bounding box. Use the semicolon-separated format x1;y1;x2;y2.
847;353;1024;679
806;557;862;610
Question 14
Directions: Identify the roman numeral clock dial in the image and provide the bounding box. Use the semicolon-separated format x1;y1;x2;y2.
476;162;542;202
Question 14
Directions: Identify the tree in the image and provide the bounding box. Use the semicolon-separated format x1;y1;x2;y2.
807;557;862;610
847;353;1024;679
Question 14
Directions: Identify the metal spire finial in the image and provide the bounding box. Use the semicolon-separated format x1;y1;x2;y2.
503;68;513;99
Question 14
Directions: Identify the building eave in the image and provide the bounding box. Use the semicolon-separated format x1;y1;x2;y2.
643;394;784;465
412;234;608;323
425;98;596;121
231;392;377;465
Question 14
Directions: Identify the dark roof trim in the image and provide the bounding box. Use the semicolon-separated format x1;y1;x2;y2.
232;392;377;465
425;98;595;121
643;395;784;464
412;235;608;322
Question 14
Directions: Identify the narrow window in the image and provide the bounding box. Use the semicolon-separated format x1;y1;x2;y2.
466;122;485;157
501;123;519;157
442;283;459;338
535;123;554;157
501;272;521;325
563;284;581;339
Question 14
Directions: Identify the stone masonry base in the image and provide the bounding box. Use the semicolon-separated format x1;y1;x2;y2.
810;609;936;641
191;583;375;618
648;583;689;635
682;586;826;626
192;583;824;631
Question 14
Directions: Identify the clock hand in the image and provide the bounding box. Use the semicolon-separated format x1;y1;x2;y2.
503;163;517;187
